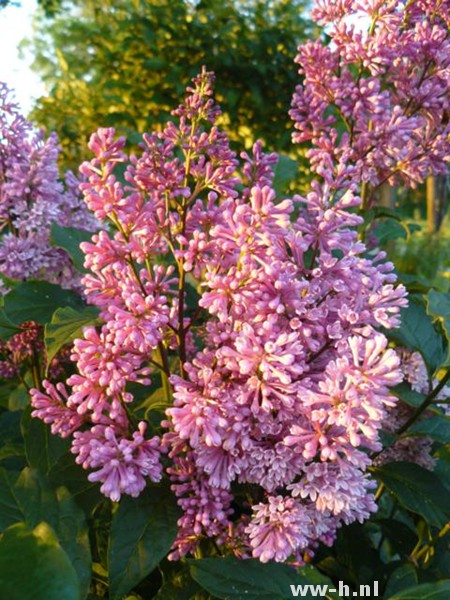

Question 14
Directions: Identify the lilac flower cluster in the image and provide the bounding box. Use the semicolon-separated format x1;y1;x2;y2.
290;0;450;202
376;349;450;470
30;65;410;562
0;82;97;290
399;349;430;395
0;321;43;379
0;321;71;382
27;0;450;567
30;71;240;501
165;184;406;562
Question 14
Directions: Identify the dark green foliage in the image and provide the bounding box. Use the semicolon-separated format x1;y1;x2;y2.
189;557;340;600
3;281;84;325
108;484;179;599
0;522;80;600
386;297;446;374
50;224;96;272
371;462;450;529
0;468;91;598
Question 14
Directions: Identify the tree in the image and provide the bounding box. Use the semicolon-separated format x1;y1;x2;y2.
28;0;315;170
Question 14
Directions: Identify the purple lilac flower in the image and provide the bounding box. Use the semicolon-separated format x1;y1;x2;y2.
375;348;450;470
29;34;448;562
290;0;450;201
0;82;97;290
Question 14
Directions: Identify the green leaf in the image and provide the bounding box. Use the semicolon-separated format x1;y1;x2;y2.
190;557;341;600
426;289;450;365
388;580;450;600
0;522;80;600
392;383;426;409
426;290;450;320
0;409;22;444
190;557;291;600
0;467;91;597
408;415;450;443
0;412;24;469
153;565;206;600
50;224;94;272
371;462;450;528
0;469;21;530
374;519;417;556
296;566;342;599
373;215;421;245
0;442;25;463
44;305;100;368
108;483;180;600
142;387;171;416
396;273;431;295
52;486;92;598
0;308;21;339
48;453;103;514
0;381;16;409
387;298;445;373
314;557;350;585
273;154;297;195
21;406;71;474
373;218;408;244
4;281;83;325
434;446;450;492
333;522;383;586
8;384;30;411
384;564;418;598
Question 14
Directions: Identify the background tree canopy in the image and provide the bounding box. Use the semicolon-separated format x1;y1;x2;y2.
28;0;315;171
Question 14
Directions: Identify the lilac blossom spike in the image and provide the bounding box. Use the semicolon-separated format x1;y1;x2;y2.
28;18;449;561
0;82;97;290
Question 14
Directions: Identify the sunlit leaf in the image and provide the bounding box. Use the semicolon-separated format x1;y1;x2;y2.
0;522;80;600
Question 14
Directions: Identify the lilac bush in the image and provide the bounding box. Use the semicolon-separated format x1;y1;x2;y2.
27;0;450;572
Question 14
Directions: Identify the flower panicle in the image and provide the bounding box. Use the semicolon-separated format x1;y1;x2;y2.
28;4;450;562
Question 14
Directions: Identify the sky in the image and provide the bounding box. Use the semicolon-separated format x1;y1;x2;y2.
0;0;46;115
